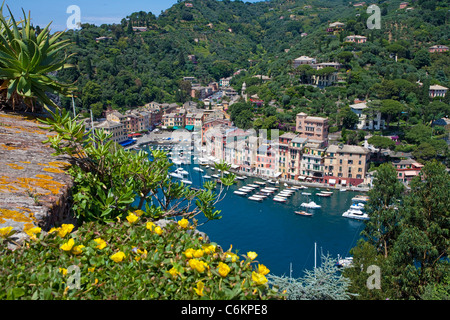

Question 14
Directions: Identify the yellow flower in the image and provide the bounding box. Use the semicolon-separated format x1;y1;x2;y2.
88;267;95;273
137;248;147;257
134;210;145;217
178;218;189;229
202;244;216;254
58;224;74;237
110;251;126;263
247;251;258;260
25;227;41;240
225;252;239;262
256;264;270;275
183;248;195;259
168;267;180;278
217;262;231;277
193;249;204;258
48;227;59;234
60;238;75;252
134;248;148;261
48;224;74;237
194;281;205;296
59;268;68;276
126;213;139;224
0;226;14;238
72;245;85;255
146;221;155;231
93;238;107;250
154;226;163;235
189;258;208;273
251;271;268;286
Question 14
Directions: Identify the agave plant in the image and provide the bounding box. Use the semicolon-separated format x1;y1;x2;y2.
0;6;74;112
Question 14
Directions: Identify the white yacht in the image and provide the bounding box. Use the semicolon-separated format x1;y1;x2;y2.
301;201;321;209
342;208;369;220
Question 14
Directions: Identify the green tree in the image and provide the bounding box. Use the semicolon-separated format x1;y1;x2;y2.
413;49;431;69
82;81;102;109
389;161;450;299
380;99;404;128
362;163;405;258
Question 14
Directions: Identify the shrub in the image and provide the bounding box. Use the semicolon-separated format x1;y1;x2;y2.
0;215;283;300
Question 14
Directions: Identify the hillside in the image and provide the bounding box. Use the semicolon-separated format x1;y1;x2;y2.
52;0;449;164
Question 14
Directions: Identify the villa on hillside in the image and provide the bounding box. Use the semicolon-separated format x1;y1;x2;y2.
327;21;344;34
429;84;448;98
350;101;385;131
344;35;367;43
392;159;423;185
428;45;449;53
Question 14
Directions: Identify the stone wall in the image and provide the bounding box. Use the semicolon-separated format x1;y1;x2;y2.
0;111;74;248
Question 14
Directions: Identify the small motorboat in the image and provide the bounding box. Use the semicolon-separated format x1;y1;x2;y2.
301;192;312;196
234;191;247;196
342;208;369;220
193;167;204;172
273;197;287;203
248;196;264;201
251;194;267;199
203;175;211;179
175;168;189;175
169;172;183;179
295;211;313;216
317;193;332;197
181;179;192;185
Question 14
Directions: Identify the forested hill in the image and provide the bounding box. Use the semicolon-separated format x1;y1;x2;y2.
55;0;449;120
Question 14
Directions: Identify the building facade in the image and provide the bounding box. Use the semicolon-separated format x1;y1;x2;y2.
323;144;370;187
295;113;329;144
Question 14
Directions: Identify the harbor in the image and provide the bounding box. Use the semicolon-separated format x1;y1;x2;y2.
140;144;369;278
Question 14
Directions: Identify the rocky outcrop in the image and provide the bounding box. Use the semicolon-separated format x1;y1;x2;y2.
0;110;74;248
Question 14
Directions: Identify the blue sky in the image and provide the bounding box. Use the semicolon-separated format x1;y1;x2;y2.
4;0;263;31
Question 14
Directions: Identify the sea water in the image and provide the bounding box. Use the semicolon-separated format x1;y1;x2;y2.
141;145;366;278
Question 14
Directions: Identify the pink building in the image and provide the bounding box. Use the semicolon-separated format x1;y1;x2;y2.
429;45;449;53
392;159;423;184
344;35;367;43
295;113;329;144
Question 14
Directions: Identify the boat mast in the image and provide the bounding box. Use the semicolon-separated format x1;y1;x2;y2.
314;242;317;270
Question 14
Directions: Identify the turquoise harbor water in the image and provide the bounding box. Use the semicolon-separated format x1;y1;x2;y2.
141;145;366;278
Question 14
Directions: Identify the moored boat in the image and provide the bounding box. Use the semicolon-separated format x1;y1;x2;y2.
248;196;264;201
301;201;321;209
295;211;313;216
317;193;332;197
342;208;369;220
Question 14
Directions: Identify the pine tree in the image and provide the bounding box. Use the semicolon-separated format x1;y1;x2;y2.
362;163;405;258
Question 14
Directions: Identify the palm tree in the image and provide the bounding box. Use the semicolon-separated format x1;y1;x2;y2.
0;6;74;112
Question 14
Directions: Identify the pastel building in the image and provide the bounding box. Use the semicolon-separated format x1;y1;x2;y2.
323;144;370;186
392;159;423;185
300;142;326;183
344;35;367;43
296;113;329;144
350;102;385;131
429;85;448;98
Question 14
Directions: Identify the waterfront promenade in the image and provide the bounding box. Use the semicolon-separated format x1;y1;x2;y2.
130;131;371;193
